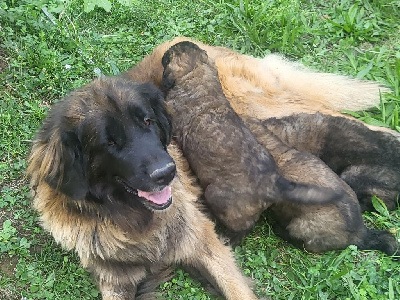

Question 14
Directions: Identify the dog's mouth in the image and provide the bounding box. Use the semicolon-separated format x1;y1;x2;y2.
115;177;172;210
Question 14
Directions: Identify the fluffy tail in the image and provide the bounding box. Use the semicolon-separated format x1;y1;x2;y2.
124;36;390;113
259;54;390;112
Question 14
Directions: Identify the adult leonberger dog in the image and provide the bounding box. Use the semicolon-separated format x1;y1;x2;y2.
27;78;259;299
28;37;399;299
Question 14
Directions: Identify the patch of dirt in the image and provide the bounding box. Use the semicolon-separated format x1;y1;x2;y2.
0;256;18;277
0;180;25;282
0;202;15;230
0;179;36;300
1;178;50;255
0;287;20;300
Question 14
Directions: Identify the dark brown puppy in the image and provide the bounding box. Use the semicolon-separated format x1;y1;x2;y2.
263;113;400;212
244;117;398;255
27;77;259;300
161;41;398;256
161;41;340;238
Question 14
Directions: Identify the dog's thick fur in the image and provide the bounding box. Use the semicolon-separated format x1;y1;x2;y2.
124;37;390;117
159;41;398;255
124;37;399;256
27;77;258;300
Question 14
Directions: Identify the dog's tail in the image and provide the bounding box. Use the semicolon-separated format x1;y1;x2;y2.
124;36;390;114
216;53;390;115
258;54;390;112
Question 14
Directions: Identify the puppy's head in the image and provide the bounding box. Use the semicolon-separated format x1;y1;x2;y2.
28;77;175;214
161;41;208;92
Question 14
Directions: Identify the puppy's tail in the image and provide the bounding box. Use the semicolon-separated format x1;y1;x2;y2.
275;176;341;205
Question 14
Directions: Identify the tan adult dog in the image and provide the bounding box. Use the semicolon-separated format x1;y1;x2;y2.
125;37;389;118
28;77;259;299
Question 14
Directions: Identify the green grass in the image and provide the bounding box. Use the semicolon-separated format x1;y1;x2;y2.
0;0;399;299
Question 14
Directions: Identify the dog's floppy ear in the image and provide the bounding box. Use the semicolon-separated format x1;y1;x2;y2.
28;118;89;200
52;130;88;200
161;49;175;93
154;100;173;146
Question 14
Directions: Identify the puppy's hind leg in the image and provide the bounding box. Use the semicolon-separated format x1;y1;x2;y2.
357;228;399;258
91;263;145;300
270;200;398;257
246;117;398;256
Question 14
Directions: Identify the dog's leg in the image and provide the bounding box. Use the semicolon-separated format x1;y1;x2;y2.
268;201;399;256
99;281;137;300
86;259;168;300
183;215;260;300
189;243;259;300
92;263;144;300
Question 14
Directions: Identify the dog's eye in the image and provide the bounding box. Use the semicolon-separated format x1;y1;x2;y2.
144;118;151;126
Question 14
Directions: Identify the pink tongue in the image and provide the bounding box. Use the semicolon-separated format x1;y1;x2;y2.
138;186;171;205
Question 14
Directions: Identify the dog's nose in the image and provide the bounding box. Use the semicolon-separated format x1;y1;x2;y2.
149;162;176;185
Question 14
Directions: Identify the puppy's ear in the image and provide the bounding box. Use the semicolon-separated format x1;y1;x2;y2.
161;49;175;93
161;41;208;94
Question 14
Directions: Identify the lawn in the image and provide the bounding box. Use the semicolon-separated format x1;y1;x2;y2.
0;0;399;299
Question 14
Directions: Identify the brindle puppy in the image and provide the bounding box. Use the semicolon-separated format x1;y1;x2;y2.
262;113;400;212
161;41;398;256
27;77;259;300
161;41;340;238
245;116;398;255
